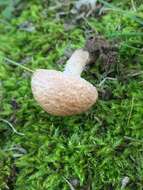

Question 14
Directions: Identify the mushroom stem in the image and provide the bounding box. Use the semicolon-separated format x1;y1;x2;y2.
63;49;90;76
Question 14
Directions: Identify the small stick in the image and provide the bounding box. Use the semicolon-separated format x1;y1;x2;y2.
63;177;76;190
4;57;34;73
0;118;25;136
98;77;117;87
127;71;143;77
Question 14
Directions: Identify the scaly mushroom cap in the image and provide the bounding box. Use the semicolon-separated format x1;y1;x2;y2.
31;69;98;116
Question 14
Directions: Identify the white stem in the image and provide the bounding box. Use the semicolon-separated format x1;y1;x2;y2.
63;49;90;76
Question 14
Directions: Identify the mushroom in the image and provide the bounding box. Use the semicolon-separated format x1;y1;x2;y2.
31;49;98;116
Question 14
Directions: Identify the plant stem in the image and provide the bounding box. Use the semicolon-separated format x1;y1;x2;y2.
4;57;34;73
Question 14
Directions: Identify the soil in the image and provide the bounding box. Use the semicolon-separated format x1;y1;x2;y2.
84;35;118;72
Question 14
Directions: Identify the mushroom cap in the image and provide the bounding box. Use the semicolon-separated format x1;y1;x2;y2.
31;69;98;116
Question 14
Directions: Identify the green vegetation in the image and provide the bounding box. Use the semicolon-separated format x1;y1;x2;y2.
0;0;143;189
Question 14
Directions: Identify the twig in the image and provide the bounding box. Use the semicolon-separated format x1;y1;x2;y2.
127;71;143;77
127;96;134;126
63;177;76;190
98;77;117;87
4;57;34;73
0;118;25;136
4;146;27;154
94;116;102;125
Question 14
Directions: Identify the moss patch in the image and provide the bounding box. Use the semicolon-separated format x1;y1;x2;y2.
0;0;143;189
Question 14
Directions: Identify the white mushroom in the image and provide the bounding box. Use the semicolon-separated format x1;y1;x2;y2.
31;49;98;116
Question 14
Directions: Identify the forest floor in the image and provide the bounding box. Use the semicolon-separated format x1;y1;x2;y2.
0;0;143;189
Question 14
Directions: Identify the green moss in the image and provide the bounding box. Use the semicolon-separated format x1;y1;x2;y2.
0;0;143;189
